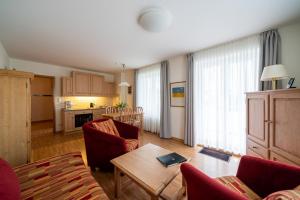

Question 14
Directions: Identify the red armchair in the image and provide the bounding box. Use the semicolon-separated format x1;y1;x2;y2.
181;156;300;200
82;119;139;171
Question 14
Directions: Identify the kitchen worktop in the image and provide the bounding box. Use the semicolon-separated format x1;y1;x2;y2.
62;107;107;112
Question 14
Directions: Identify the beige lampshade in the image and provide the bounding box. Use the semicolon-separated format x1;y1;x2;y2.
260;64;288;81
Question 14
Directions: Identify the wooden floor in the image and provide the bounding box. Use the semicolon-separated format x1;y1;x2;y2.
31;120;54;139
31;125;240;200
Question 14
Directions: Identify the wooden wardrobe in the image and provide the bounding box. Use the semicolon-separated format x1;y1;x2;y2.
246;89;300;166
0;69;34;166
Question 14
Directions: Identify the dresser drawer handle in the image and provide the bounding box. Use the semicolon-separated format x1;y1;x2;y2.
252;146;258;149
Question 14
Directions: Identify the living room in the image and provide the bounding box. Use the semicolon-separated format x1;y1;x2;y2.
1;1;300;200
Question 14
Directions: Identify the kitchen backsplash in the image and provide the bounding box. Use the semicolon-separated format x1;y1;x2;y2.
63;96;114;109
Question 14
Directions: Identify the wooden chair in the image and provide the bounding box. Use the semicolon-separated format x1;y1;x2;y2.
105;106;117;114
119;108;134;124
131;107;143;127
135;107;143;114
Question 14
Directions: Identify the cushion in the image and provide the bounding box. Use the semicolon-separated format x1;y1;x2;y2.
216;176;262;200
124;139;139;152
13;152;109;200
263;190;300;200
92;119;120;137
0;158;21;200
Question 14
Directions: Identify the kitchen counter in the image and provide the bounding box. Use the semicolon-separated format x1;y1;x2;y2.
62;107;107;133
63;107;107;112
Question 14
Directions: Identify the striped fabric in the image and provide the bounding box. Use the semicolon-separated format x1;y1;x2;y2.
92;119;120;137
264;190;300;200
216;176;262;200
124;139;139;152
14;152;109;200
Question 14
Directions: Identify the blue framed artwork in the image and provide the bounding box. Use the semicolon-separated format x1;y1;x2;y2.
170;81;186;107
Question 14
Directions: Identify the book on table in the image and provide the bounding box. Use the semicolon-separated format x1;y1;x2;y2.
156;152;187;167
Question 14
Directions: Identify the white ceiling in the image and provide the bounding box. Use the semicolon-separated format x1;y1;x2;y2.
0;0;300;72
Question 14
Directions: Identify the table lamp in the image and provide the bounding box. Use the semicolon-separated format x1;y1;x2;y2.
260;64;288;90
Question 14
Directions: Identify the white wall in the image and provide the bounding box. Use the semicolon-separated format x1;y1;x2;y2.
0;40;9;68
279;21;300;87
169;55;187;140
10;58;114;132
166;22;300;140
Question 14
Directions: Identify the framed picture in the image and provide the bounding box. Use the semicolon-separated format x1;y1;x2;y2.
170;81;186;107
287;77;295;89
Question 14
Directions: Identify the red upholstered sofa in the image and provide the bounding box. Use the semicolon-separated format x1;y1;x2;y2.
0;152;109;200
82;119;139;171
181;155;300;200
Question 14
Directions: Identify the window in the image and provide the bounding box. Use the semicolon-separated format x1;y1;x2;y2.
194;35;260;154
136;64;161;133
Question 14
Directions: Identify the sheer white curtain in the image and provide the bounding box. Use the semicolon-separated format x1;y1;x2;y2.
194;35;260;154
136;64;161;133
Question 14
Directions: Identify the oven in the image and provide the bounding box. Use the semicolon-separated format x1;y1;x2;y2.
75;113;93;128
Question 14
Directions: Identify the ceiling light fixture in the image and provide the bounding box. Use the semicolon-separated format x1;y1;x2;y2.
138;7;173;32
119;64;130;87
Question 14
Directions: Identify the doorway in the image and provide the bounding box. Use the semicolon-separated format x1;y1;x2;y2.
31;75;55;139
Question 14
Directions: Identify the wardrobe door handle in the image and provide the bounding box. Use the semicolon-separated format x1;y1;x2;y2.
264;120;273;123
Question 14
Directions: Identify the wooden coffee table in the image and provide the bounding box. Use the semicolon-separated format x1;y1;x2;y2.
111;143;186;200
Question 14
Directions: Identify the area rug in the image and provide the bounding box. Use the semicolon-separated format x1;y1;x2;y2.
199;147;232;162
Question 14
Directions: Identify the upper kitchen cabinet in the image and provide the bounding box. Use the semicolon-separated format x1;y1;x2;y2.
62;77;73;96
91;74;104;96
61;71;116;97
103;81;115;97
72;71;91;96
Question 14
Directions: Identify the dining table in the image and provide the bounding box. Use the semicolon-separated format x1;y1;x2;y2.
102;112;144;134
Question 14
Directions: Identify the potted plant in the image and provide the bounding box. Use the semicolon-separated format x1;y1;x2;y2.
115;102;128;112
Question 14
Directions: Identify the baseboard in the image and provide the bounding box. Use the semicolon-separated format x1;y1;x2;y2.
172;137;184;143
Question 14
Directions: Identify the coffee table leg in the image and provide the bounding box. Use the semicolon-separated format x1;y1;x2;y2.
114;166;121;199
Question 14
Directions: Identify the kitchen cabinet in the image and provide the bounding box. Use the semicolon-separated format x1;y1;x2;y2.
93;109;105;120
62;111;75;133
103;82;115;96
0;69;34;166
62;108;106;133
32;76;54;122
91;74;104;96
31;96;54;122
62;77;73;96
62;71;116;97
72;72;91;96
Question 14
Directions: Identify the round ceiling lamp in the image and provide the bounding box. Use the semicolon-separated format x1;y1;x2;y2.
138;7;173;32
